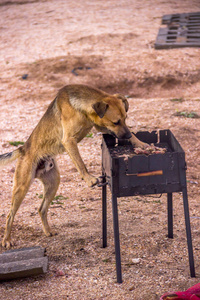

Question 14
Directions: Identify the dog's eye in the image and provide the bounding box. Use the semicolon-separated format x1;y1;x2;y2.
113;120;120;125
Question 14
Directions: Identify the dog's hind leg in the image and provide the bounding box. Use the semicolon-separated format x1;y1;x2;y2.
2;157;35;248
37;159;60;237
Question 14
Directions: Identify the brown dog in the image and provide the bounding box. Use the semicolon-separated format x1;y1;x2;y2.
0;84;146;248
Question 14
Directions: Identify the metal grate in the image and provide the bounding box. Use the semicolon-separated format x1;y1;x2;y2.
155;12;200;49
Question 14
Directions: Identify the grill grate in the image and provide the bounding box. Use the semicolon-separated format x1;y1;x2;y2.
155;12;200;49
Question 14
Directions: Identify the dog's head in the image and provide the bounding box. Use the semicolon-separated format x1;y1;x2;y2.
92;94;132;140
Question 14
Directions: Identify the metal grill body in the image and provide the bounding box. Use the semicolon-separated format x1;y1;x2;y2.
101;130;195;283
155;12;200;49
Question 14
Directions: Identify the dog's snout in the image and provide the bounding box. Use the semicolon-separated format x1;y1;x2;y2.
125;131;132;139
120;131;132;140
117;127;132;140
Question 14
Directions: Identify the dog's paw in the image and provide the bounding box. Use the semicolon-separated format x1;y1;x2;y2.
2;238;12;249
134;141;149;149
45;231;58;237
84;175;99;187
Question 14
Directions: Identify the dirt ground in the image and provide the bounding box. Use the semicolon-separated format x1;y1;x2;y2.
0;0;200;299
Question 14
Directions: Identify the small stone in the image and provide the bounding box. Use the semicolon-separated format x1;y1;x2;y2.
55;269;65;277
22;74;28;80
132;258;141;264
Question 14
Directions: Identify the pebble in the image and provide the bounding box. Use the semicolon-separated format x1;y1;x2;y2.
132;258;141;264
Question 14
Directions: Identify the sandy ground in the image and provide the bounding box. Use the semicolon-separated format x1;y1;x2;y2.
0;0;200;299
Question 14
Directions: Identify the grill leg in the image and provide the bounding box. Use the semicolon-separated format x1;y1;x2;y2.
182;187;195;277
102;174;107;248
112;194;122;283
167;193;173;238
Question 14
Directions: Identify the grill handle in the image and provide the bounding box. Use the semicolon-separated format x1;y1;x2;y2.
126;170;163;177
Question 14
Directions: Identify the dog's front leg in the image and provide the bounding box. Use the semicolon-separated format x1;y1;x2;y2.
63;138;98;187
129;133;148;149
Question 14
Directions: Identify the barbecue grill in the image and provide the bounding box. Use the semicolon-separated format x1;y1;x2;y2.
101;129;195;283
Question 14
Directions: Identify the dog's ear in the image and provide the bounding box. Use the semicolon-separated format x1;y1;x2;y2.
92;102;109;118
114;94;129;112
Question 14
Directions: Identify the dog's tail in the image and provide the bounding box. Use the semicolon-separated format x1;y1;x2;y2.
0;148;22;167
